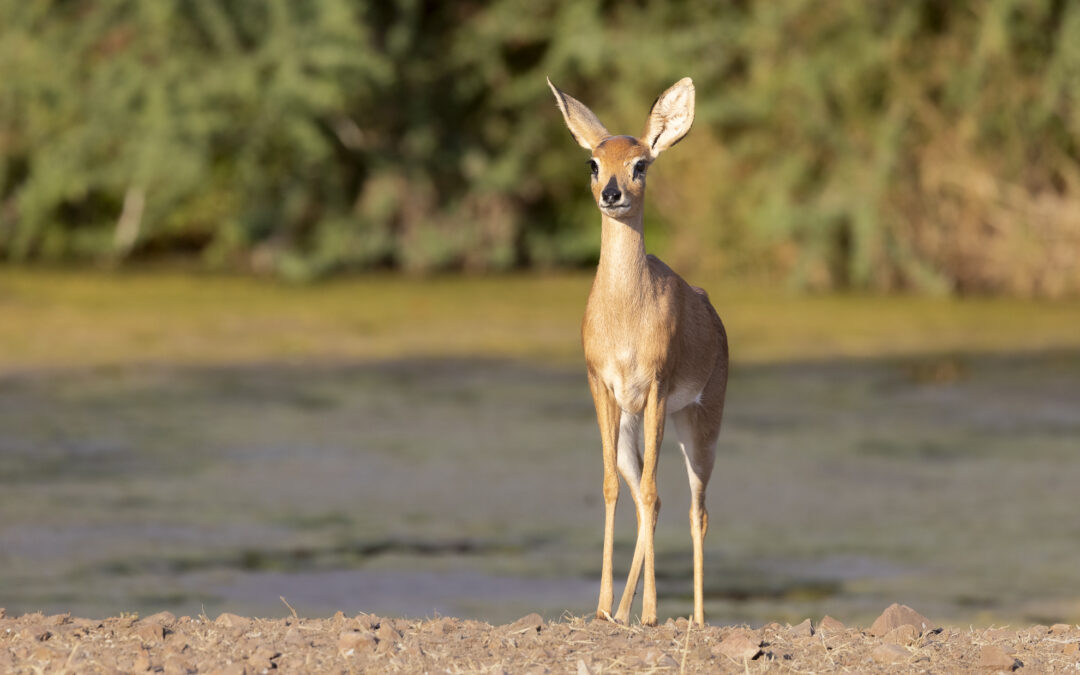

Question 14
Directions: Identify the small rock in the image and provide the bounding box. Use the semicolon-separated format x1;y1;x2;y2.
285;628;312;649
1062;642;1078;656
375;622;401;654
883;624;918;646
163;654;195;675
246;652;276;669
19;625;51;642
984;628;1014;642
251;647;280;663
142;611;176;626
674;617;689;630
218;664;246;675
73;618;102;630
715;631;762;661
649;648;678;667
639;648;677;667
789;618;814;637
401;640;425;658
350;615;377;632
113;615;138;628
760;622;783;633
135;621;165;644
30;645;62;661
506;612;544;634
818;615;845;633
215;613;251;630
46;613;71;626
977;644;1019;671
869;603;933;637
338;629;377;653
871;643;910;664
1050;623;1072;635
622;654;646;669
576;658;593;675
246;657;274;673
376;621;401;641
132;649;152;671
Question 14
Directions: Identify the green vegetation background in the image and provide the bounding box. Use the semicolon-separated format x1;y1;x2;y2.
2;1;1079;294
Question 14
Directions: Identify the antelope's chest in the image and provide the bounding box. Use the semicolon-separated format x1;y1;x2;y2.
582;282;677;414
591;348;653;414
584;318;705;415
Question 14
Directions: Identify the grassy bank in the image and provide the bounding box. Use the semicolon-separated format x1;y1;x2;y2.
3;269;1080;374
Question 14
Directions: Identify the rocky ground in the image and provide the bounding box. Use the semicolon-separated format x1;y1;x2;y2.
1;604;1078;673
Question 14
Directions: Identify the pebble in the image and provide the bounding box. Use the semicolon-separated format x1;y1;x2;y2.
871;643;910;664
977;644;1019;671
789;618;814;637
883;624;918;646
983;628;1014;642
215;613;251;630
869;603;933;637
506;613;544;634
142;611;177;626
338;629;377;653
714;631;761;661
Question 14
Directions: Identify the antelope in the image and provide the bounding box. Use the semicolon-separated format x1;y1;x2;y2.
547;77;728;626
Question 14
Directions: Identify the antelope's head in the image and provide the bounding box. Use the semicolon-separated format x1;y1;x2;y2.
548;77;695;221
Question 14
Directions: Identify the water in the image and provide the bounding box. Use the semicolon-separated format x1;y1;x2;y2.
1;354;1078;625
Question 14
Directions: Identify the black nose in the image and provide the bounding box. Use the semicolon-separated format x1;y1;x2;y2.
601;176;621;204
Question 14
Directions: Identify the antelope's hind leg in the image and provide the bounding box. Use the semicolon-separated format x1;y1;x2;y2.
672;378;724;625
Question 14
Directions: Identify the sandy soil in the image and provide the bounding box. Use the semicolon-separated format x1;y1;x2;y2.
1;605;1077;674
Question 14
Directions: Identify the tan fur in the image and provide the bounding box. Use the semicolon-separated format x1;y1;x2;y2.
549;77;728;626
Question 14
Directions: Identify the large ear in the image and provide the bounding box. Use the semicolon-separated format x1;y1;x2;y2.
547;77;610;151
641;77;695;158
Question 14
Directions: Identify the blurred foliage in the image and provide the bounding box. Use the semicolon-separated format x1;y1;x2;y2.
1;0;1079;293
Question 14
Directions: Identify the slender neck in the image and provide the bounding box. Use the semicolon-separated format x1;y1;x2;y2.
596;211;647;289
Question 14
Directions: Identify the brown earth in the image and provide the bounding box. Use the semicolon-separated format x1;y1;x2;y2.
1;605;1077;674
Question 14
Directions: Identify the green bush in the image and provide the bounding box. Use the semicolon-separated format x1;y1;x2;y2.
1;0;1078;294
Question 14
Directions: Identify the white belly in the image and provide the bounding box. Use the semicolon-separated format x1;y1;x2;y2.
599;361;703;414
666;378;704;412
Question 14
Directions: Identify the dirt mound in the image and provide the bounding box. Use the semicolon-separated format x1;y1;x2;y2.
1;606;1077;673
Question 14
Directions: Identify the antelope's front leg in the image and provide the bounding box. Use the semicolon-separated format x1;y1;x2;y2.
588;373;621;620
639;384;666;626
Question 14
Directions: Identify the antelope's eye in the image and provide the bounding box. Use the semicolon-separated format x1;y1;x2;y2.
588;159;599;178
633;160;648;180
